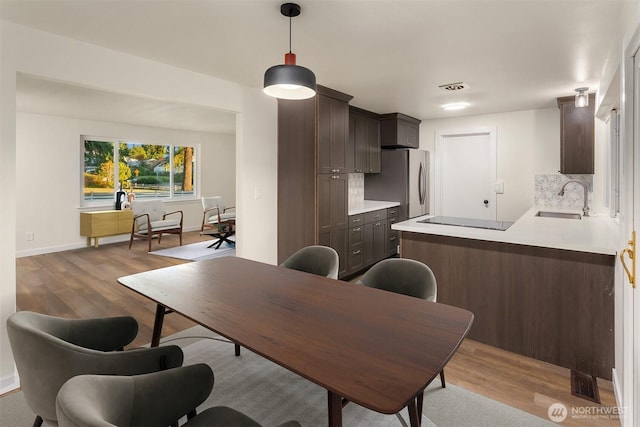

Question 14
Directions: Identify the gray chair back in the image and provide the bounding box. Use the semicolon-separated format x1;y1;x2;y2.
357;258;437;301
281;245;340;279
6;311;183;425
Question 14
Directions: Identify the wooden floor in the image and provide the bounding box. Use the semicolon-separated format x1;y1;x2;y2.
13;232;620;426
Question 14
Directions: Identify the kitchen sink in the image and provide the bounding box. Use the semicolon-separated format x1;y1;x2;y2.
535;211;581;219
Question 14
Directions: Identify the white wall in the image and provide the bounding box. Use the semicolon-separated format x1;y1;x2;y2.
420;107;560;222
15;112;235;255
0;21;278;392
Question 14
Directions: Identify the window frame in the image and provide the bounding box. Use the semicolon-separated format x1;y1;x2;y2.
81;135;199;208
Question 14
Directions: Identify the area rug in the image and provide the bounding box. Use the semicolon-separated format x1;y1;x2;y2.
149;239;235;261
175;328;555;427
0;326;555;427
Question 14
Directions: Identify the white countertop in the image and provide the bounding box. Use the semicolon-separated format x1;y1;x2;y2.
349;200;400;216
392;207;619;255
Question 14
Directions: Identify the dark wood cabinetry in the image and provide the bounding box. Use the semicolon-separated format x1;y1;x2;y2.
380;113;421;148
347;207;398;275
386;207;399;256
557;94;595;174
277;85;353;277
316;171;348;278
401;231;614;379
348;106;380;173
317;87;352;174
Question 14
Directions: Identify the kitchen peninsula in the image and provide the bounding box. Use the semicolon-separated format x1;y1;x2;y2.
393;208;617;379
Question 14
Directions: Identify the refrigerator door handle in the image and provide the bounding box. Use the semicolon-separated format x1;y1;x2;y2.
418;161;426;205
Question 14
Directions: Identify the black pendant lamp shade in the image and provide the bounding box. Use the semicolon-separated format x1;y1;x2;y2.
263;3;316;100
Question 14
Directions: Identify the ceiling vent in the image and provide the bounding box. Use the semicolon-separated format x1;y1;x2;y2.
438;82;468;91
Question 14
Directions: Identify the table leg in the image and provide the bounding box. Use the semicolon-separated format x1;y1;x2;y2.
327;391;343;427
407;397;421;427
151;304;166;347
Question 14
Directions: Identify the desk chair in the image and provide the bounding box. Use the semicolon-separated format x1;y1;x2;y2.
129;199;183;251
281;245;340;279
6;311;183;427
357;258;446;388
56;364;301;427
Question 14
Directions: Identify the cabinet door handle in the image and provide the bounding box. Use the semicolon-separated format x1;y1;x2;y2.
331;169;340;173
352;218;361;223
331;175;340;179
352;227;361;232
352;249;361;255
389;236;397;241
375;222;381;226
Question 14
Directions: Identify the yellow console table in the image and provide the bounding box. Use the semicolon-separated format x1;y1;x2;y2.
80;210;133;248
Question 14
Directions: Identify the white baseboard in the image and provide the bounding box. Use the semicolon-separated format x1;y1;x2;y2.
0;373;19;396
16;226;203;258
611;368;625;426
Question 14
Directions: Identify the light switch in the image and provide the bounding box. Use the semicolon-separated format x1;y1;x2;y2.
494;181;504;194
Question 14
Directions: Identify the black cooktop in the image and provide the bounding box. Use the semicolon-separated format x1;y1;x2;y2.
418;216;514;231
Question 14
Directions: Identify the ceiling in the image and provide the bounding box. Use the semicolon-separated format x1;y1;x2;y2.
2;0;625;131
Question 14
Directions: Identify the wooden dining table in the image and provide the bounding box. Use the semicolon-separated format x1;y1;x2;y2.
117;256;473;427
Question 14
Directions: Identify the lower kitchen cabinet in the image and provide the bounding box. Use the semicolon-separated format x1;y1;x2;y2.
400;231;615;380
317;173;348;278
348;207;397;275
318;227;348;278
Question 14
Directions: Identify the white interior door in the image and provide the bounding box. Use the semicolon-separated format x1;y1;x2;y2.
435;128;497;220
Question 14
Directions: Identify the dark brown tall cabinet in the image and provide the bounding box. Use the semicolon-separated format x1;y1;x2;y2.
277;86;353;278
557;94;595;174
348;107;380;173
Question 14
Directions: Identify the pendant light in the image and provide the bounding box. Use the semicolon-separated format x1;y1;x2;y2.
574;87;589;108
263;3;316;100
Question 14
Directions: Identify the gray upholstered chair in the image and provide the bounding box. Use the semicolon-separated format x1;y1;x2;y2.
356;258;446;388
56;364;301;427
281;245;340;279
7;311;184;427
129;199;183;251
201;196;236;231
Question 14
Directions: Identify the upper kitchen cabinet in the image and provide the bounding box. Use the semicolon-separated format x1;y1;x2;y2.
557;94;595;174
379;112;421;148
348;106;381;173
317;86;353;174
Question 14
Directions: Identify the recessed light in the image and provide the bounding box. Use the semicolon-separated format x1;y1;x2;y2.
442;103;469;111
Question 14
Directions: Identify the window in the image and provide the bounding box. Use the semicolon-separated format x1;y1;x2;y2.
82;136;197;205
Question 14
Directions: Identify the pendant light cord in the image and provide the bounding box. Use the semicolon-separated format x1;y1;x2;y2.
289;14;292;54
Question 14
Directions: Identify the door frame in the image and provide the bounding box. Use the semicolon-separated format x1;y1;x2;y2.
618;23;640;427
434;127;497;218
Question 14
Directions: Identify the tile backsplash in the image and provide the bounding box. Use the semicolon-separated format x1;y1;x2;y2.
349;173;365;208
534;174;593;210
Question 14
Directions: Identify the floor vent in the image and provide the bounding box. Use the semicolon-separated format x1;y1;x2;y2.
570;370;601;403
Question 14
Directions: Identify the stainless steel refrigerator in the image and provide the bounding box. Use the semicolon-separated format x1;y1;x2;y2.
364;148;429;220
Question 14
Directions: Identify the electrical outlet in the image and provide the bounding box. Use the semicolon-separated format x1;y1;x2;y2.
26;232;34;241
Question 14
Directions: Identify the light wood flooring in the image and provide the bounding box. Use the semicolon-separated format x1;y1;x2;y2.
12;232;621;426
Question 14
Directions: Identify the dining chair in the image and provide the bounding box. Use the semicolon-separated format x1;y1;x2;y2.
356;258;446;388
281;245;340;279
56;364;301;427
129;199;183;251
6;311;184;427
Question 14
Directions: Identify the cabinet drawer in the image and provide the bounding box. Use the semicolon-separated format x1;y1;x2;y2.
388;230;399;255
364;209;387;224
348;214;365;227
349;225;363;246
387;207;399;221
348;246;364;273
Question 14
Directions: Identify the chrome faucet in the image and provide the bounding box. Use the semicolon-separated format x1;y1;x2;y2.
557;179;590;217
